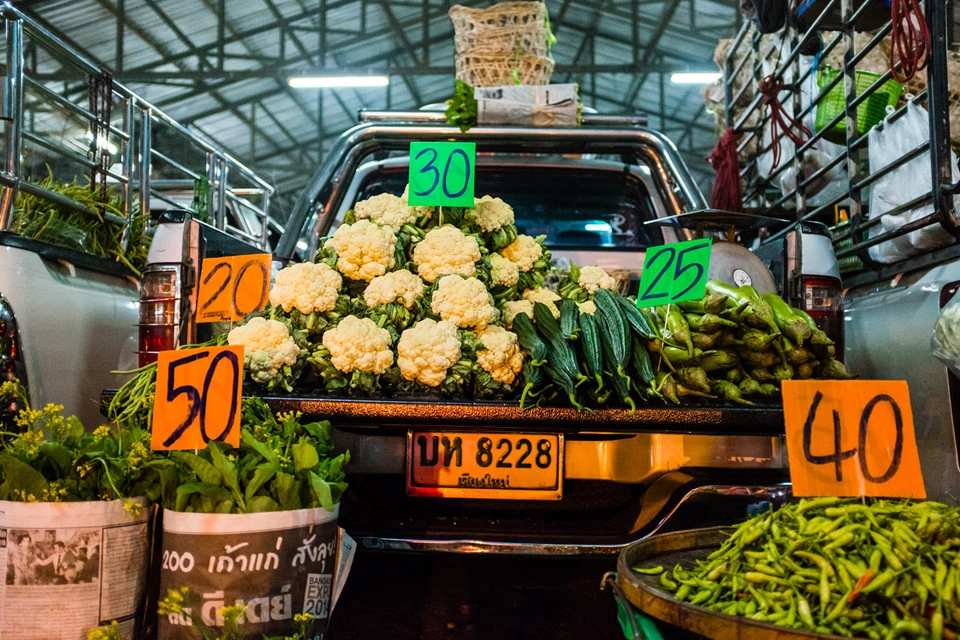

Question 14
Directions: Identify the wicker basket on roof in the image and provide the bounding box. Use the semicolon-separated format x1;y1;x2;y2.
449;2;554;87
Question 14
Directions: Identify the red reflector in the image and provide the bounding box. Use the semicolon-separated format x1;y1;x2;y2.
802;276;844;357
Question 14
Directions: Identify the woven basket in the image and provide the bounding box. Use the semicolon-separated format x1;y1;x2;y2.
455;52;555;87
449;2;549;57
449;2;554;86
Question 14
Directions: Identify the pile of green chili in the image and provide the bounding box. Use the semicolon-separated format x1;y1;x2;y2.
634;497;960;639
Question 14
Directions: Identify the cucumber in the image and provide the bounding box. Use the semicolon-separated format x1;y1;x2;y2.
578;312;604;392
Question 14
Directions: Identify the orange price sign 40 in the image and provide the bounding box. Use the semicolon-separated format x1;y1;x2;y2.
781;379;925;499
151;345;244;451
197;253;272;323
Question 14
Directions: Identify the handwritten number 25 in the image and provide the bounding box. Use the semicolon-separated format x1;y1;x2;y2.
640;241;709;302
161;349;239;447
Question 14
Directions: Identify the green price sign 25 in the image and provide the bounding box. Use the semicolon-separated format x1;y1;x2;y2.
636;238;713;306
407;141;476;207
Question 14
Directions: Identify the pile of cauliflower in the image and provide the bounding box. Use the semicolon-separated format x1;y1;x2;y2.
227;188;621;398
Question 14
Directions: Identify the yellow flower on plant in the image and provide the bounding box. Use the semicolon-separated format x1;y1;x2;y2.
123;498;142;518
93;425;112;438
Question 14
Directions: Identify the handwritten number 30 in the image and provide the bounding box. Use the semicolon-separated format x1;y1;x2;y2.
413;148;470;199
162;349;240;448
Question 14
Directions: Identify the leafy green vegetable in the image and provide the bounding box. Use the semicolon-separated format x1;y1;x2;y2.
444;79;478;132
162;397;349;514
0;378;171;505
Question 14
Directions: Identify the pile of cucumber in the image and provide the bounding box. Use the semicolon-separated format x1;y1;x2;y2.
514;281;854;411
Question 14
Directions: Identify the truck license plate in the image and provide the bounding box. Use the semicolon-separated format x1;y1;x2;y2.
406;431;563;499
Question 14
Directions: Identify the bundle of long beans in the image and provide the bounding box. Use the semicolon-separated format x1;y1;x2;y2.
637;497;960;639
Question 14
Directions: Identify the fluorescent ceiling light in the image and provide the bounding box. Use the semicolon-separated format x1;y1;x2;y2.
288;75;390;88
670;72;722;84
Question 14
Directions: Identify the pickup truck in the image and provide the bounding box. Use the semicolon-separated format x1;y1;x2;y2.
155;109;839;555
0;6;275;430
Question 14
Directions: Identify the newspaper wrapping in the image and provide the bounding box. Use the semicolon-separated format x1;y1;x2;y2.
0;498;152;640
475;84;579;126
157;506;340;640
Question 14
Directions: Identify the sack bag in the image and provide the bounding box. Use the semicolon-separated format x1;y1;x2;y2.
867;99;958;263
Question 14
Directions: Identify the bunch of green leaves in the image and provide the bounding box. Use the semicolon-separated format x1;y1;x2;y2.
161;397;349;514
11;169;151;274
0;378;171;505
444;79;478;132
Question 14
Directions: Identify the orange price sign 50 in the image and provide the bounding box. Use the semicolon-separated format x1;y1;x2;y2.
781;380;925;499
151;345;243;451
197;253;272;323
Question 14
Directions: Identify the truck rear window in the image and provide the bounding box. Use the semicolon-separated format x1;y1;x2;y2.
356;165;663;250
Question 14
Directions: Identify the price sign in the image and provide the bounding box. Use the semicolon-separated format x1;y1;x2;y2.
197;253;271;323
636;238;713;306
407;141;476;207
782;380;925;498
151;345;243;451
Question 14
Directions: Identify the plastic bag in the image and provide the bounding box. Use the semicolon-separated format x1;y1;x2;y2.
779;138;849;208
867;99;957;263
932;290;960;378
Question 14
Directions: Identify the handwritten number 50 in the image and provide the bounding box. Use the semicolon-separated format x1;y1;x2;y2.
802;391;904;483
162;349;240;448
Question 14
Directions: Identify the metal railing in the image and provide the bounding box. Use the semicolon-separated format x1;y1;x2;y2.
723;0;957;286
0;2;275;255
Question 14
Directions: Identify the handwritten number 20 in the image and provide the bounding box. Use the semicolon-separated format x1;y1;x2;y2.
413;148;470;199
802;391;904;483
161;349;239;448
199;258;269;318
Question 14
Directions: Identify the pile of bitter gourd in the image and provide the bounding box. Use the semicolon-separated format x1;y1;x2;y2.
636;497;960;639
516;279;853;411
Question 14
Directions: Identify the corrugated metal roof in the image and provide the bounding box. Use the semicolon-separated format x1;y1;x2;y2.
16;0;741;217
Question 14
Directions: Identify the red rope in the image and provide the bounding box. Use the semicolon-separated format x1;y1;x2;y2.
890;0;930;85
708;127;743;212
759;75;811;170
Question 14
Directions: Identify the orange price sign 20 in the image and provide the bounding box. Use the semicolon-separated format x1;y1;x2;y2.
781;379;925;499
197;253;272;323
151;345;243;451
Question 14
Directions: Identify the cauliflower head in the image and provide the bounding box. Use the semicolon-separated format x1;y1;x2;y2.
501;299;534;328
501;234;543;271
227;317;300;384
472;195;514;233
413;225;482;282
522;286;561;318
476;325;524;384
363;269;424;309
397;319;461;386
353;192;417;232
321;315;394;374
268;261;342;314
578;300;598;315
324;219;397;282
431;275;499;330
401;184;435;221
579;265;619;295
489;252;520;288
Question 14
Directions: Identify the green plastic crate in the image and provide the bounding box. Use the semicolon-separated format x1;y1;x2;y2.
814;66;904;145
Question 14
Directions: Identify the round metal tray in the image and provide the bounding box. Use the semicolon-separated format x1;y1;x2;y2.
616;527;853;640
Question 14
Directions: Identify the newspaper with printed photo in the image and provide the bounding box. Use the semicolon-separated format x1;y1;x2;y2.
0;499;151;640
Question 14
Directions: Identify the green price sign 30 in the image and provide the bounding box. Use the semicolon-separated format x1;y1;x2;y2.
636;238;713;306
408;141;476;207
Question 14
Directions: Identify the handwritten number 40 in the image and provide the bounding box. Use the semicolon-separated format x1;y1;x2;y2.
162;349;240;448
802;390;904;483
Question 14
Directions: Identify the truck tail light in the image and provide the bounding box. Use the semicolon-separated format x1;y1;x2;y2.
0;294;29;427
138;266;183;366
801;275;844;357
